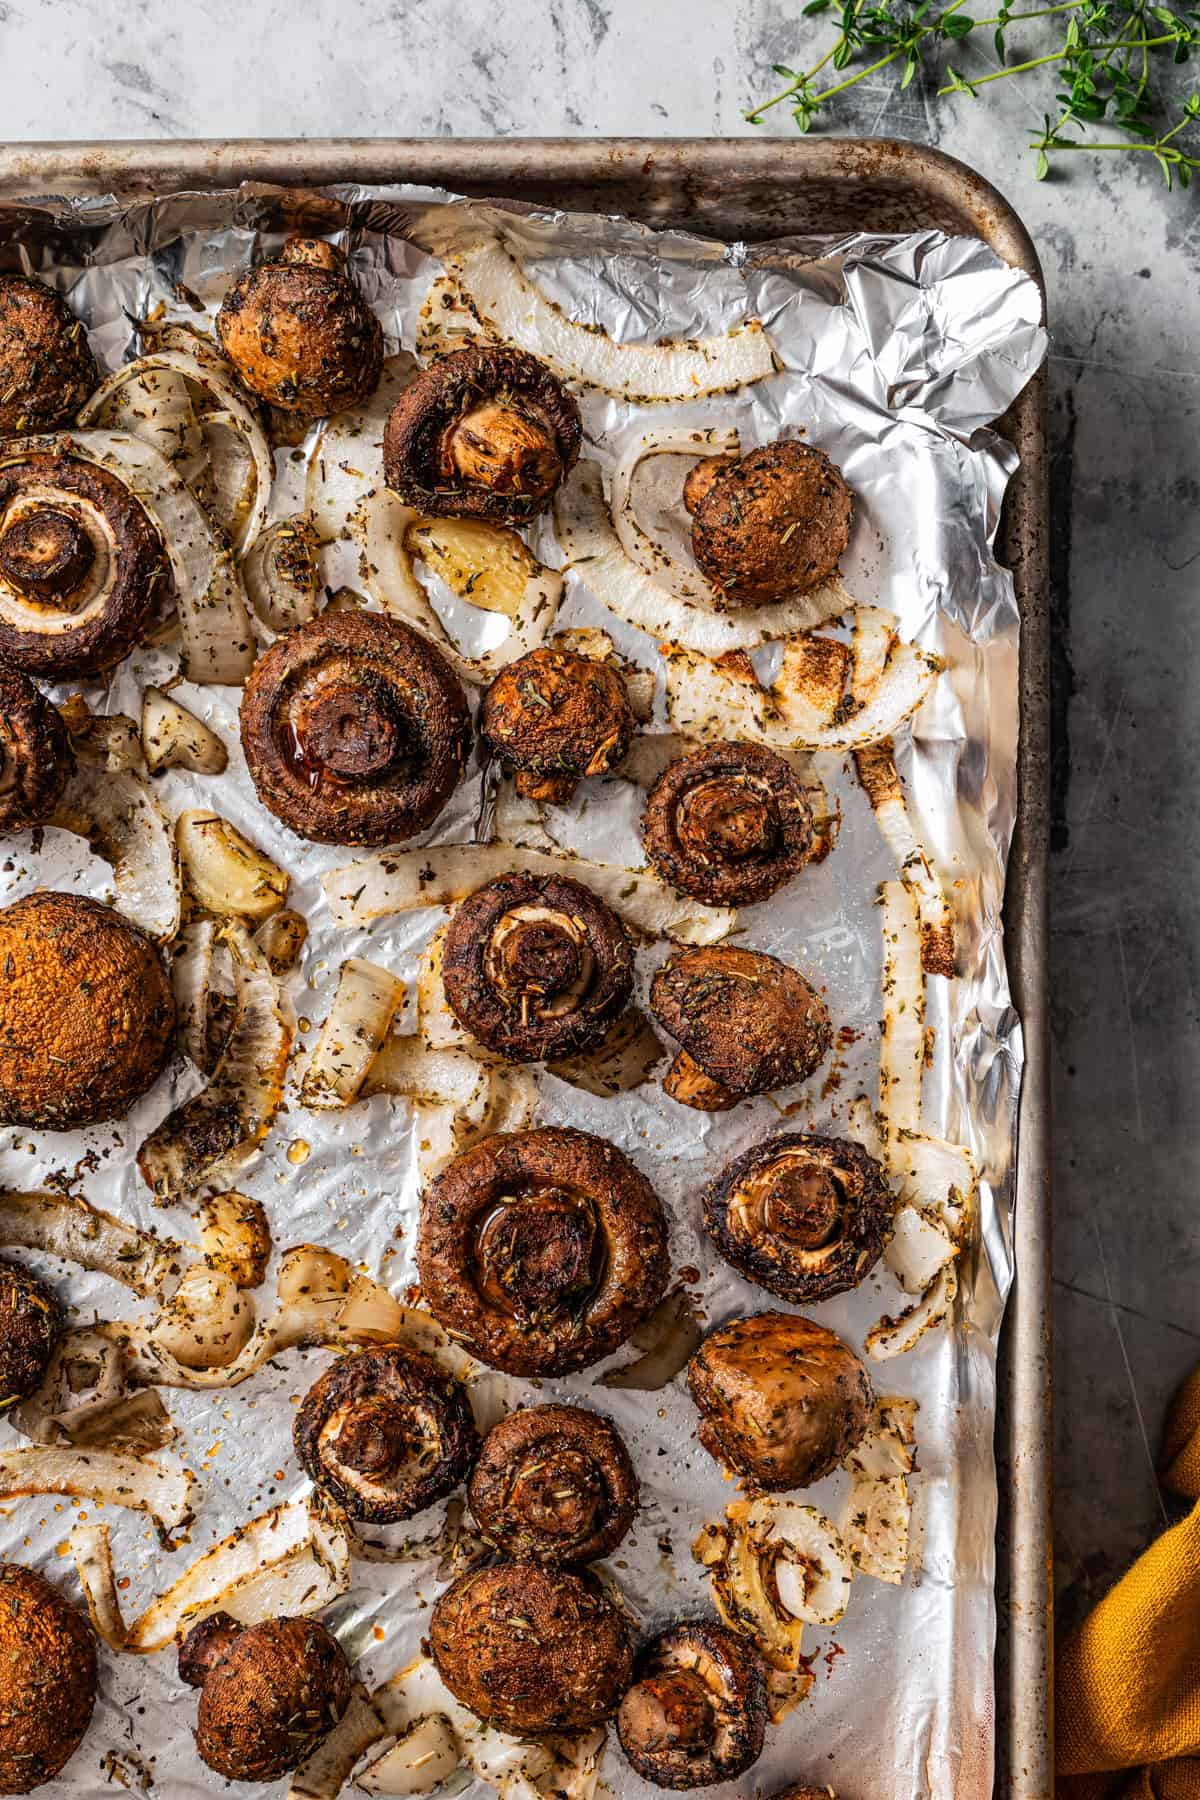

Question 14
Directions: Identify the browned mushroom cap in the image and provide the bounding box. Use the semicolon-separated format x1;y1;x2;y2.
383;345;582;525
688;1312;873;1491
469;1403;637;1565
0;891;175;1130
686;441;852;607
703;1133;893;1304
417;1126;670;1376
0;1259;61;1410
293;1343;479;1524
617;1619;767;1790
216;235;382;418
480;647;636;804
0;1562;97;1793
442;871;634;1063
0;450;169;679
240;609;471;846
641;742;815;907
0;276;98;437
0;661;71;834
769;1787;837;1800
649;946;832;1112
178;1613;351;1783
430;1561;633;1732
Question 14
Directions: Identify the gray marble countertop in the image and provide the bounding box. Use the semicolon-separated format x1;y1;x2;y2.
2;0;1195;1636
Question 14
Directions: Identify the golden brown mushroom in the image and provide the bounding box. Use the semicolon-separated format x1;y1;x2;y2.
0;661;71;833
770;1787;838;1800
649;945;832;1111
430;1561;633;1732
0;1563;97;1793
0;449;169;678
293;1344;479;1524
703;1133;893;1304
441;871;634;1063
240;610;471;846
0;276;98;437
641;741;816;907
617;1620;767;1790
684;440;852;606
0;1259;61;1411
468;1403;638;1565
417;1126;670;1376
688;1312;873;1491
383;345;582;525
0;891;175;1130
480;646;636;803
216;236;383;418
178;1612;351;1783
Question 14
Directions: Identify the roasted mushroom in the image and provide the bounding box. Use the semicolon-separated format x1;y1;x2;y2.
617;1620;767;1790
641;741;816;907
430;1561;633;1732
684;440;852;606
0;1259;61;1410
469;1403;638;1565
178;1611;352;1783
649;946;832;1111
216;236;383;418
770;1787;837;1800
0;275;98;437
688;1312;873;1491
240;609;471;846
0;891;175;1130
417;1126;670;1376
383;345;582;525
0;1563;96;1793
703;1133;893;1304
293;1344;479;1524
0;660;71;833
480;646;636;803
441;871;634;1063
0;448;169;678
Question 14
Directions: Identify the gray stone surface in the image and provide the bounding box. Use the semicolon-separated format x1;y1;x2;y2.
2;0;1195;1629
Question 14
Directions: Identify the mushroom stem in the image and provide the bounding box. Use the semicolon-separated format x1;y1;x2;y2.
662;1049;737;1112
0;505;95;604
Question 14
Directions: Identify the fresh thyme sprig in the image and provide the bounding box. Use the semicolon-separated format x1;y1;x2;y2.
748;0;1200;186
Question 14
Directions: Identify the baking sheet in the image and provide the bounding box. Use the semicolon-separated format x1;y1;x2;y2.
0;182;1046;1800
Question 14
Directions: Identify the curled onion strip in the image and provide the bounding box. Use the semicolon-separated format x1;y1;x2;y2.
0;1189;178;1299
611;424;740;601
52;720;181;941
172;917;216;1072
892;1131;977;1240
0;1445;194;1537
302;958;406;1110
598;1287;701;1392
322;845;735;945
449;239;777;402
546;1008;664;1097
854;739;954;977
840;1399;918;1582
176;808;289;922
555;463;847;652
866;1260;958;1362
82;363;206;484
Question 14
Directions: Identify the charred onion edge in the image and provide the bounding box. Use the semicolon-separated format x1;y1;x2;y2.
853;739;954;977
0;1444;195;1538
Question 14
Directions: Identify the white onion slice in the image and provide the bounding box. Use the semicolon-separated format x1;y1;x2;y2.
415;928;486;1055
52;748;181;942
610;424;740;601
357;1716;462;1797
878;879;925;1145
0;1445;194;1536
892;1131;977;1240
846;1397;918;1480
751;1500;852;1626
255;907;309;975
172;917;216;1072
841;1399;918;1583
176;808;289;921
598;1287;702;1391
451;239;777;401
322;845;734;945
149;1265;256;1370
854;739;954;977
83;362;205;481
547;1008;664;1096
865;1261;958;1362
364;1039;491;1122
141;685;229;775
415;271;499;363
845;1092;885;1162
555;463;847;652
302;958;406;1109
884;1202;958;1296
374;1656;578;1799
0;1189;178;1299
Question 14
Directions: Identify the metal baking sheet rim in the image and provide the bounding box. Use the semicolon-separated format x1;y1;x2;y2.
0;134;1053;1800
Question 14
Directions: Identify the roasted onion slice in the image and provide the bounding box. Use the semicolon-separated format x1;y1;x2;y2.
0;444;168;678
0;658;72;832
417;1126;670;1377
468;1403;637;1565
441;871;634;1064
240;610;471;847
703;1133;893;1304
293;1344;479;1525
641;741;816;907
616;1620;768;1790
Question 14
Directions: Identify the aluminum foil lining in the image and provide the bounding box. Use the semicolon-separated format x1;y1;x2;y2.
0;181;1046;1800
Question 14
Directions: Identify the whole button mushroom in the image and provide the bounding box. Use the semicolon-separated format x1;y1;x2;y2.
480;646;637;804
217;236;383;417
649;945;832;1111
0;276;98;437
616;1620;768;1790
641;741;817;907
0;1563;97;1793
684;439;853;607
430;1561;633;1733
0;661;72;835
688;1312;874;1491
177;1611;352;1783
0;1259;61;1411
468;1403;638;1565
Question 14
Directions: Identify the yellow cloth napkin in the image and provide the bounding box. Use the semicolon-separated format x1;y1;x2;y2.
1056;1367;1200;1799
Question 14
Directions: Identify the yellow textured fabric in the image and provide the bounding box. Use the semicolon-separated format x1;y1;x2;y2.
1056;1369;1200;1799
